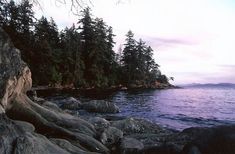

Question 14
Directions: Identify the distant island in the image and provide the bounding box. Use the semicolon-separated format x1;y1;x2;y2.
180;83;235;88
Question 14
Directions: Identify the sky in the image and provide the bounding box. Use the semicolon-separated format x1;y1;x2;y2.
34;0;235;84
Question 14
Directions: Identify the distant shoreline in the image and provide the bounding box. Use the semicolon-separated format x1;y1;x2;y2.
29;84;180;98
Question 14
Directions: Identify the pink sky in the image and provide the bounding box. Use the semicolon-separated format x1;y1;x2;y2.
35;0;235;84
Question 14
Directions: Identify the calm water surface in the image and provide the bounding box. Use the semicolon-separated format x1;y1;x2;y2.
43;86;235;131
103;87;235;130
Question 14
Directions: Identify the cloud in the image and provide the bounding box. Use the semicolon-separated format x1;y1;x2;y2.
140;35;200;50
219;65;235;69
145;36;198;46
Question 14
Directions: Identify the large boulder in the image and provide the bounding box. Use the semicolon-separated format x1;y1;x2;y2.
100;127;123;147
0;28;31;113
83;100;119;113
180;125;235;154
60;97;82;110
88;117;110;134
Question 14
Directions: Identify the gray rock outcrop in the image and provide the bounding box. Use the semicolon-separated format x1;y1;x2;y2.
83;100;119;113
100;126;123;147
111;118;166;135
0;28;31;113
60;97;82;110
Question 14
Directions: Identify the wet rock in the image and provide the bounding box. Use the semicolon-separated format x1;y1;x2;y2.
120;137;144;154
83;100;119;113
100;127;123;147
88;117;110;133
111;118;166;135
102;115;127;121
60;97;82;110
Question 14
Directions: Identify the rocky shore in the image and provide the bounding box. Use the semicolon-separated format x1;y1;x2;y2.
33;96;235;154
1;27;235;154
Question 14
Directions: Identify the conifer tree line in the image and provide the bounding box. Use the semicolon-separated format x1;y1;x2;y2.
0;0;170;88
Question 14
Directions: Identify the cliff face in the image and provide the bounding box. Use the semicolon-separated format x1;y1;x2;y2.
0;28;32;113
0;28;68;153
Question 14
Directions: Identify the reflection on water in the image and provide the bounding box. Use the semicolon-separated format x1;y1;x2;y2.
106;87;235;130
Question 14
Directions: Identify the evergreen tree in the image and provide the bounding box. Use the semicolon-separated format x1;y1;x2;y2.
2;0;20;38
60;25;84;86
33;16;61;85
18;0;34;36
48;17;60;48
121;31;164;87
144;46;160;84
121;30;138;85
17;0;34;65
136;39;147;82
105;26;118;85
79;7;96;87
0;2;171;88
92;18;107;87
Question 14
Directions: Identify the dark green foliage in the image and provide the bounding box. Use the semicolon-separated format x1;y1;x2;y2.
33;16;62;85
157;74;169;84
121;31;163;87
78;9;117;88
0;1;171;88
60;25;84;86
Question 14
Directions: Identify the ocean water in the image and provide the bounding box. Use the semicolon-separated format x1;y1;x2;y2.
105;86;235;130
41;86;235;131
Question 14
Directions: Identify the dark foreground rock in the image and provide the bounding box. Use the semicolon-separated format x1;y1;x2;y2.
50;138;98;154
83;100;120;113
180;125;235;154
120;137;144;154
0;115;70;154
